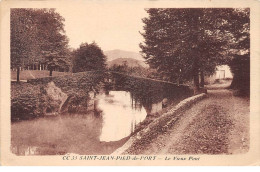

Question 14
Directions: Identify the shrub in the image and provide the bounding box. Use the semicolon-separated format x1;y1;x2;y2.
11;82;48;121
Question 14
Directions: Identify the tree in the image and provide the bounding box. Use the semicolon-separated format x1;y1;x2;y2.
72;42;107;73
223;9;250;96
11;9;38;82
140;8;248;94
34;9;71;76
11;8;71;79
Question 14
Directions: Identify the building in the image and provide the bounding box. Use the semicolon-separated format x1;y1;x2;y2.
205;65;233;84
215;65;233;79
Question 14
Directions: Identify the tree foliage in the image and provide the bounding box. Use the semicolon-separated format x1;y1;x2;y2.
11;9;38;81
224;9;250;95
11;8;71;79
72;42;107;73
140;8;249;94
35;9;71;75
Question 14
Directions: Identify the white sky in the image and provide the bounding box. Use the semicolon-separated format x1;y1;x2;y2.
56;4;148;52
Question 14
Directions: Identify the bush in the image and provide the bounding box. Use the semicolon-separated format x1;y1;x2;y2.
11;82;49;121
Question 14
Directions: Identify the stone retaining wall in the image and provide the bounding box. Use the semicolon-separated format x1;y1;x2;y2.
112;93;207;155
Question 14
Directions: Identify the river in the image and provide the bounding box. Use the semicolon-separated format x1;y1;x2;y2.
11;81;192;155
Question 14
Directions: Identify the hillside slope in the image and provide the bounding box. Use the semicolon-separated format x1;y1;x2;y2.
104;49;145;62
107;58;148;68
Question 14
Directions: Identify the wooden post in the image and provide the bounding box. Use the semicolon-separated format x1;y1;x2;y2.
193;72;200;95
16;66;20;82
49;67;53;76
200;71;205;88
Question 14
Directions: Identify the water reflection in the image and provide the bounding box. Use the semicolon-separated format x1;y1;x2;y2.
12;146;39;156
97;91;147;142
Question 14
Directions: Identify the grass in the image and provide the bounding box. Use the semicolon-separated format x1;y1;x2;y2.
11;70;69;80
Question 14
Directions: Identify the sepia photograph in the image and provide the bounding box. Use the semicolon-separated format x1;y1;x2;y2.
0;0;260;166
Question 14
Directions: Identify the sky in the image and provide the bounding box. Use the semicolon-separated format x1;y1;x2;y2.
56;4;148;52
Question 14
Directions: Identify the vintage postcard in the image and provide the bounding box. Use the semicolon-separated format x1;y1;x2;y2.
0;0;260;166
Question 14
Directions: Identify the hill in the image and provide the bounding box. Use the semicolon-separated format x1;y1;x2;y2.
104;49;145;62
107;58;148;68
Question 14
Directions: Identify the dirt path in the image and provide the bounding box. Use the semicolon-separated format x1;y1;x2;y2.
128;88;250;155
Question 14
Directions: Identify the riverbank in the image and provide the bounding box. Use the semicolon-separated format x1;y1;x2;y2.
119;83;250;154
